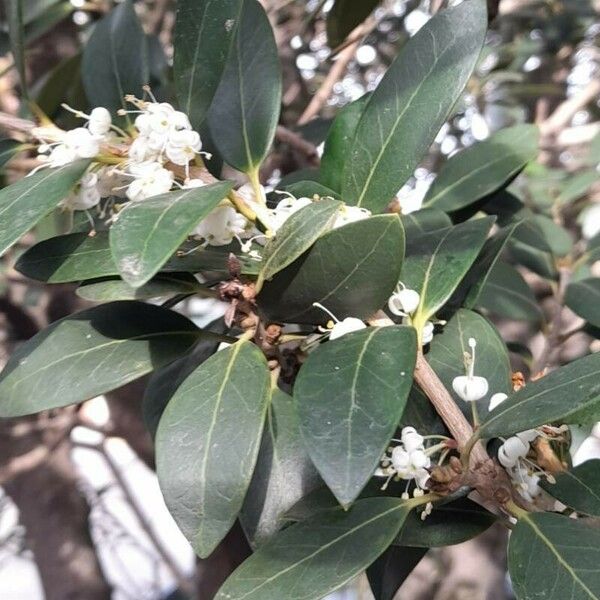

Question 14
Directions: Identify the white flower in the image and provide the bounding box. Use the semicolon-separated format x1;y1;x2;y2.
165;129;202;165
193;205;248;246
271;193;313;230
126;161;174;201
45;144;77;167
488;392;508;412
572;435;600;466
311;302;367;340
512;466;541;502
329;317;367;340
333;205;371;229
388;285;420;316
183;178;206;189
61;171;101;211
498;436;529;468
129;135;160;163
422;320;435;345
401;427;424;453
579;204;600;240
63;127;100;158
451;338;489;402
88;107;112;136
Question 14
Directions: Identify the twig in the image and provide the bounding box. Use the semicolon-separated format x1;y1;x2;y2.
275;125;320;163
540;79;600;137
297;18;375;126
531;266;570;374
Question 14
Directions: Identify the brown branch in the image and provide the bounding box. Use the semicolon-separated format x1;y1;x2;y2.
297;18;375;126
275;125;320;164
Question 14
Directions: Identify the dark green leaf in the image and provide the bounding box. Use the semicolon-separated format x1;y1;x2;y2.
320;94;369;192
109;181;233;287
557;170;600;205
427;309;511;421
424;125;539;212
82;0;148;114
401;208;452;239
36;54;82;117
402;217;494;326
462;221;521;309
0;139;23;169
15;232;257;283
142;319;227;438
477;261;543;323
532;215;573;258
257;198;342;287
258;214;404;324
479;352;600;439
156;340;270;558
565;278;600;329
0;160;90;257
508;512;600;600
326;0;380;47
0;302;203;417
240;388;321;546
341;0;487;213
542;460;600;517
174;0;243;128
76;273;203;302
7;0;27;99
282;180;341;200
395;498;496;547
215;497;412;600
367;546;427;600
208;0;281;172
295;326;417;506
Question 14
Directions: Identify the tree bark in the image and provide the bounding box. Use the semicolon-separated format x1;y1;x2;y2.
1;419;112;600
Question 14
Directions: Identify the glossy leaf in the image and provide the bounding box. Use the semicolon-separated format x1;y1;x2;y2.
215;497;412;600
326;0;380;47
0;139;23;169
320;94;369;192
0;302;202;417
402;217;494;324
367;546;427;600
565;278;600;328
15;232;257;283
477;261;543;323
479;352;600;438
282;180;341;200
462;221;521;309
156;341;270;558
427;309;511;422
424;125;539;211
142;319;228;438
7;0;27;99
257;198;342;287
240;389;321;546
76;273;203;302
109;181;232;287
258;215;404;324
341;0;487;213
174;0;243;128
0;160;90;257
208;0;281;172
395;497;496;548
401;208;452;239
508;512;600;600
294;326;417;506
543;460;600;517
82;0;148;114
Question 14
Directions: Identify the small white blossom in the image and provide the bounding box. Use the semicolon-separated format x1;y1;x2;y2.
193;205;248;246
451;338;489;402
88;107;112;136
388;284;421;316
488;392;508;412
126;161;174;201
421;320;435;345
312;302;367;340
61;171;101;211
271;193;313;230
333;205;371;229
498;436;529;468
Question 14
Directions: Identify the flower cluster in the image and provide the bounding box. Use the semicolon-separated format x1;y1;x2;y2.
375;427;432;493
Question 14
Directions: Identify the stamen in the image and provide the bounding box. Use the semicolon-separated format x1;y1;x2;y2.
312;302;340;323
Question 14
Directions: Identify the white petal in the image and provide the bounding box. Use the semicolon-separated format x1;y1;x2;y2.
488;392;508;412
452;375;489;402
329;318;366;340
